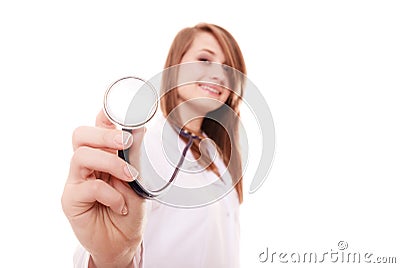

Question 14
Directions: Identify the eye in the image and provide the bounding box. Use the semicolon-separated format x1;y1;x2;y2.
198;57;211;64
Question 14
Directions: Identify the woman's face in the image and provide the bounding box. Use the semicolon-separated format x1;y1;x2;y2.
176;31;230;114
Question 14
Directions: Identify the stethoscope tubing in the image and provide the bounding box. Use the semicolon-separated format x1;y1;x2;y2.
119;128;200;199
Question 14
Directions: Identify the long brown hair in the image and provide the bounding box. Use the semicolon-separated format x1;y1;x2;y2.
160;23;246;203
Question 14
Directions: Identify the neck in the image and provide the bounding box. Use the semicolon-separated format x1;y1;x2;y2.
183;117;203;135
176;103;205;135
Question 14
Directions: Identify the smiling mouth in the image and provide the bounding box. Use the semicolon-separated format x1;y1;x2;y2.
198;83;222;95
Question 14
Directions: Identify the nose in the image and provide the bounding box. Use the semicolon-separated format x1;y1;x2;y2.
208;63;227;86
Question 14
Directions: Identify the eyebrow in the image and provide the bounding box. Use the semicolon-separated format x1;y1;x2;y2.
199;48;216;55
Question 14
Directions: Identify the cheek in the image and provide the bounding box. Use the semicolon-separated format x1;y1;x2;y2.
220;89;231;103
177;85;195;100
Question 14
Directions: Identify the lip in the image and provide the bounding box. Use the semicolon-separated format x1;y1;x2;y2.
198;83;222;96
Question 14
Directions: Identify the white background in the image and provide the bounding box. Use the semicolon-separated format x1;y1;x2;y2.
0;0;399;267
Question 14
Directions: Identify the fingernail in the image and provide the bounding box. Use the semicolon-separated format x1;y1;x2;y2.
121;205;128;215
114;132;133;147
124;164;139;180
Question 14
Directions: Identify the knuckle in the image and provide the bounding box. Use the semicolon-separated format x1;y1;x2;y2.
90;179;104;193
72;126;86;148
102;129;112;145
100;128;119;148
71;146;90;164
60;192;68;214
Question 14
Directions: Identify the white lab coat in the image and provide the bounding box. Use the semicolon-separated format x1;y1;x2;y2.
74;113;240;268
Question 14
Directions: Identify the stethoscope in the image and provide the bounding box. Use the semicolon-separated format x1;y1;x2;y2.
101;61;275;207
103;76;201;199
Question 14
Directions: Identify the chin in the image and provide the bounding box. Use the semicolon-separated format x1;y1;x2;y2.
177;96;225;115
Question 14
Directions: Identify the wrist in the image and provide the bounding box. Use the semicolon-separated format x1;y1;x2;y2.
89;247;137;268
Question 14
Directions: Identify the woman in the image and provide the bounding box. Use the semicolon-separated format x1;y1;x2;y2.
62;22;247;268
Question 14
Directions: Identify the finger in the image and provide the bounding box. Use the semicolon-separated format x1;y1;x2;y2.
72;126;133;151
112;179;146;217
79;179;128;215
69;146;139;183
96;109;115;129
113;179;144;203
